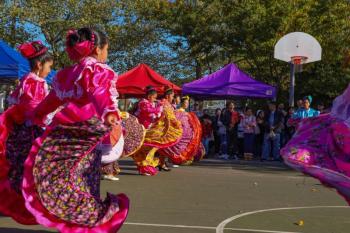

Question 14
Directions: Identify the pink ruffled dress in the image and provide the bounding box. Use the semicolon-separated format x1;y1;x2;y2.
0;72;48;225
135;98;162;129
159;109;203;165
22;57;129;232
281;84;350;204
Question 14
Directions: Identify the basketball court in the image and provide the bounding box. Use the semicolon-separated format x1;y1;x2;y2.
0;158;349;233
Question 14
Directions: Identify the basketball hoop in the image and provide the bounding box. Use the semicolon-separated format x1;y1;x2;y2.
274;32;322;107
291;56;308;73
291;56;308;65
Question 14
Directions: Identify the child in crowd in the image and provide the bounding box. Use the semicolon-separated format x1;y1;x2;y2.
201;115;213;157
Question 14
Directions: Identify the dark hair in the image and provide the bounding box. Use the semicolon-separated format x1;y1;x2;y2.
67;27;108;49
245;107;252;112
164;86;174;96
227;102;235;107
28;43;53;70
269;101;277;106
146;85;157;95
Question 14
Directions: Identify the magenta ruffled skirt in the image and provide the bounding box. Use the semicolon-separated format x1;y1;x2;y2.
22;118;129;232
281;114;350;204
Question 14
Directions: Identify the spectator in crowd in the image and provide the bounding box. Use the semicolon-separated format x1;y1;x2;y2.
236;115;245;159
317;102;326;114
213;108;222;157
296;99;303;110
202;109;210;118
278;103;288;146
242;107;256;160
278;103;287;117
221;102;240;160
201;114;214;157
214;108;229;160
193;103;203;118
292;95;320;119
262;102;284;161
285;106;296;144
255;110;265;159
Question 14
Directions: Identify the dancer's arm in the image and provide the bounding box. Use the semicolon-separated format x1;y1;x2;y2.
139;100;163;119
33;90;64;126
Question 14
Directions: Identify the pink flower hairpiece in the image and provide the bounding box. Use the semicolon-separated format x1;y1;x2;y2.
65;29;96;62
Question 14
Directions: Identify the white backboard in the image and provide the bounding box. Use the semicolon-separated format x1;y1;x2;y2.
274;32;322;63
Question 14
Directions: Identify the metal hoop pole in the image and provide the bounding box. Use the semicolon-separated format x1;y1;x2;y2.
289;62;295;107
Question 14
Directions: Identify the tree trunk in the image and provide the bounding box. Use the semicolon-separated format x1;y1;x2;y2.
195;59;202;79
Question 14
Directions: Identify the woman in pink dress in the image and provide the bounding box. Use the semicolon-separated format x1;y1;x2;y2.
133;86;182;175
159;95;203;165
22;28;129;233
281;85;350;204
0;41;52;225
135;86;163;129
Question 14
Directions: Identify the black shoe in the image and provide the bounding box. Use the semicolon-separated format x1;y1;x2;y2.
157;165;171;172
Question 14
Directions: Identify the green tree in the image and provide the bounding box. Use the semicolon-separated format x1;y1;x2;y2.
133;0;350;104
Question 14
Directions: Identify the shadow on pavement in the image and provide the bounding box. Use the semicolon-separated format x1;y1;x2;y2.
191;159;295;174
118;157;297;175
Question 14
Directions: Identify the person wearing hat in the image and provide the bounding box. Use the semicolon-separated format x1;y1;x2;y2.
292;95;320;119
0;41;53;225
135;85;163;129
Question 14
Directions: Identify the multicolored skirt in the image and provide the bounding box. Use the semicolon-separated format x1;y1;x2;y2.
159;111;202;164
132;107;183;175
101;161;121;176
0;108;41;225
143;106;183;148
22;117;129;233
122;114;145;157
281;114;350;204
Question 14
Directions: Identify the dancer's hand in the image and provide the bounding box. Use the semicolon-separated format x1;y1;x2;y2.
106;113;119;126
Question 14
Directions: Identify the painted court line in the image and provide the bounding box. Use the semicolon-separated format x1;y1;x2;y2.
216;205;349;233
124;222;301;233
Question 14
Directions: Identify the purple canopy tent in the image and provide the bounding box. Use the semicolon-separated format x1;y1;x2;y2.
182;63;276;99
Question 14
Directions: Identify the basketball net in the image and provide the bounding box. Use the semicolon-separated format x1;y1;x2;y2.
291;56;307;73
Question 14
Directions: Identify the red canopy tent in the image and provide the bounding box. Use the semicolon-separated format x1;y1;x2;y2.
117;63;181;98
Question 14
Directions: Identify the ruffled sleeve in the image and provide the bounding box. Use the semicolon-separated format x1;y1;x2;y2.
9;75;49;122
79;63;121;123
